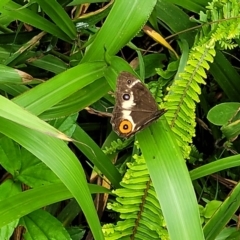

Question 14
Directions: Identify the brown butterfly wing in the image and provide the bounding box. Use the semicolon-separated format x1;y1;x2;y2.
127;80;165;134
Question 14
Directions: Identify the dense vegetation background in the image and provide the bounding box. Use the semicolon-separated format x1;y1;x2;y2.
0;0;240;239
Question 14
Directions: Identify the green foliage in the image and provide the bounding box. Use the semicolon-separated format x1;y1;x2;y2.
164;0;240;158
1;0;240;239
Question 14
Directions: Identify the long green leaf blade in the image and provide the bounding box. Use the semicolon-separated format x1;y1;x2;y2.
0;118;104;240
137;120;204;240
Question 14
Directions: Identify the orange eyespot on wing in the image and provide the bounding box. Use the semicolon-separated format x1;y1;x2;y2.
119;120;132;134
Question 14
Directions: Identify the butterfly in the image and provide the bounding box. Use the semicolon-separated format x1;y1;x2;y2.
111;72;166;138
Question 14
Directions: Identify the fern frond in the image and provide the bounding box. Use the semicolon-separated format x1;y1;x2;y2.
206;0;240;49
102;154;169;240
164;0;240;158
147;81;164;104
103;138;133;155
164;44;216;158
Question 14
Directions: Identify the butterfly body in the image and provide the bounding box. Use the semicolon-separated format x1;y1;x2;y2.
111;72;166;138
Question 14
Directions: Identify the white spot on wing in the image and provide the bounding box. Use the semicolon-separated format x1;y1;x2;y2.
128;79;140;88
122;91;135;109
122;110;136;130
